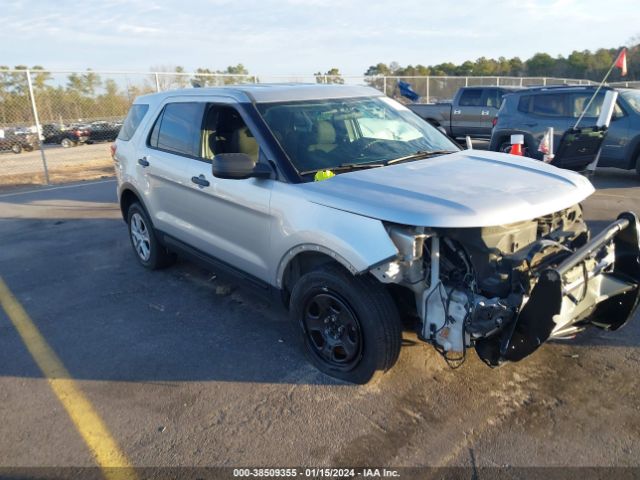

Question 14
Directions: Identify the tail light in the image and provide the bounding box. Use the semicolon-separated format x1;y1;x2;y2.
492;117;498;128
110;143;117;161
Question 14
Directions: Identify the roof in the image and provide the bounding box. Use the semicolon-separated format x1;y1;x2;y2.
516;84;612;94
136;83;383;104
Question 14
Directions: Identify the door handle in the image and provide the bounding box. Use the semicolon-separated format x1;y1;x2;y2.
453;109;462;115
138;157;149;167
191;175;210;188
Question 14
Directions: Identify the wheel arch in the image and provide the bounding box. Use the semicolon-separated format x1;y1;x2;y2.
277;246;363;306
118;183;147;223
491;129;537;156
624;134;640;170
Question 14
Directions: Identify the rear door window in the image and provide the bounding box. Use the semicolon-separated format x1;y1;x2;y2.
149;102;205;157
117;104;149;141
483;89;501;108
458;89;483;106
530;94;567;117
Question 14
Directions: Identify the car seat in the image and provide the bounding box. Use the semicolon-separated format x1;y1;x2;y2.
308;121;337;153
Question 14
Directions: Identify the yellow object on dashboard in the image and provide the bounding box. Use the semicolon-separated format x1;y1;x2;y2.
314;170;336;182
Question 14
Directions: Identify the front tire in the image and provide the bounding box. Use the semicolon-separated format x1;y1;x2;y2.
11;143;22;154
127;203;176;269
289;264;402;384
61;138;75;148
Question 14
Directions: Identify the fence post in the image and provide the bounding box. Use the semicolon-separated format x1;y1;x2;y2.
520;77;523;87
383;76;387;96
465;76;468;87
426;76;430;103
25;69;50;185
543;77;547;86
496;77;500;86
154;73;160;92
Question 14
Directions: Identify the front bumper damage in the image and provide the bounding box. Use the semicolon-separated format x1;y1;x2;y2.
476;212;640;366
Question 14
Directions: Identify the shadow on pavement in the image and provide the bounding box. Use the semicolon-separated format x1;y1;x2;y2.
0;180;637;387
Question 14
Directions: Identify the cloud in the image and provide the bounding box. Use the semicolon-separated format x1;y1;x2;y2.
117;24;163;35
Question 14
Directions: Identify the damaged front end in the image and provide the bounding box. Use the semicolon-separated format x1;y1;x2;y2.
372;207;640;367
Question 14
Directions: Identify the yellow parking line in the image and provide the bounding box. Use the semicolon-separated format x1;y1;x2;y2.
0;276;137;480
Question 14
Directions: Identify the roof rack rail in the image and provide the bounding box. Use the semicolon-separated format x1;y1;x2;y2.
524;83;590;89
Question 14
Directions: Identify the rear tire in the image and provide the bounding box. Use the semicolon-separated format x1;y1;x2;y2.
61;138;75;148
11;143;22;154
498;140;512;154
289;264;402;384
127;202;176;270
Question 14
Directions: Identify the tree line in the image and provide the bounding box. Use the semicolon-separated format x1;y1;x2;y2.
362;42;639;81
1;40;639;128
0;64;251;127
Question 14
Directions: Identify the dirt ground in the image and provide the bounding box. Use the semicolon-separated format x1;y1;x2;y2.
0;143;115;188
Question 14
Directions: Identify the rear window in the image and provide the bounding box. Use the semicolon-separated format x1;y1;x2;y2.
149;102;205;157
458;89;483;106
117;104;149;141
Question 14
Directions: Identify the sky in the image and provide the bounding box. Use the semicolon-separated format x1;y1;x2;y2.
1;0;639;76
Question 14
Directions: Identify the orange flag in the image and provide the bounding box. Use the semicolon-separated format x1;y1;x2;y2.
615;48;628;76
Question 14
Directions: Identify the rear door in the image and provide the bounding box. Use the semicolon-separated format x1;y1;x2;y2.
479;88;503;137
519;92;570;155
138;98;205;240
451;88;484;138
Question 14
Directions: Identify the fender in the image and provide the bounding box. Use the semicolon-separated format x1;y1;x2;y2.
269;182;399;288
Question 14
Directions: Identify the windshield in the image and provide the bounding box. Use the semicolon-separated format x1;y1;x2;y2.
256;96;459;178
620;90;640;114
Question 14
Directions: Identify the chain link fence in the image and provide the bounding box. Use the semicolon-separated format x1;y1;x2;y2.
0;69;606;188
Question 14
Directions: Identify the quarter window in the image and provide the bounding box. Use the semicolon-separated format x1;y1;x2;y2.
118;104;149;141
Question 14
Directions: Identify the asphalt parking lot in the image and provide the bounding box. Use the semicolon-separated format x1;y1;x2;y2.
0;169;639;476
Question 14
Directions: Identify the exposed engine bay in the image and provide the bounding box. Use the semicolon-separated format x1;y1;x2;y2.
372;205;640;367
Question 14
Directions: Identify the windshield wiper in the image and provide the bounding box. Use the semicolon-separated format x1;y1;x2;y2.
385;150;458;165
300;162;385;176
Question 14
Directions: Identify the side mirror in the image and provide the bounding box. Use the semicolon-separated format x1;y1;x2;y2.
211;153;272;180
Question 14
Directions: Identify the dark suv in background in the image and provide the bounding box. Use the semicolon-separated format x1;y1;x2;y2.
0;128;38;154
490;86;640;174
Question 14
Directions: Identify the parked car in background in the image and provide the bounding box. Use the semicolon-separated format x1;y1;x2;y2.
87;121;122;143
114;84;639;383
407;86;522;139
490;86;640;174
42;124;90;147
0;128;38;154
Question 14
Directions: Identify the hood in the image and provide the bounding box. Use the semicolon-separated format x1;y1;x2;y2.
295;150;595;228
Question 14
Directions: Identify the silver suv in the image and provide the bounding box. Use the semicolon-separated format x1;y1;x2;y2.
114;84;640;384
